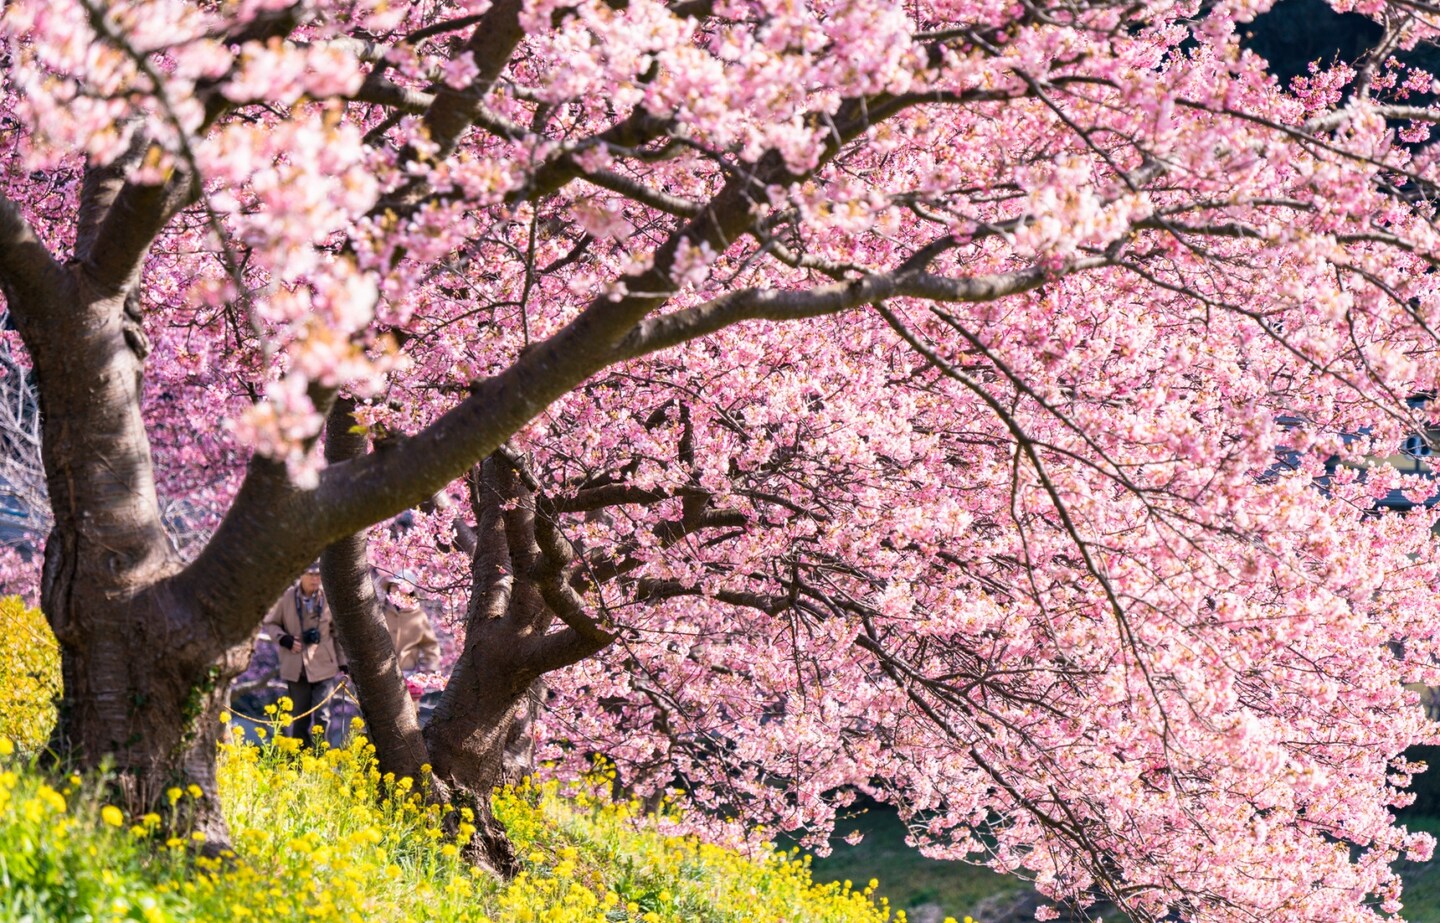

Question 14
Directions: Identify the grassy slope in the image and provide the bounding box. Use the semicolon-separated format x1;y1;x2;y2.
808;807;1021;922
0;730;893;923
811;805;1440;923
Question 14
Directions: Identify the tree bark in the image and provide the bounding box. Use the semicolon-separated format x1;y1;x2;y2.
422;664;527;876
319;400;433;781
419;457;541;876
319;410;535;875
16;267;247;846
502;679;544;784
319;449;597;876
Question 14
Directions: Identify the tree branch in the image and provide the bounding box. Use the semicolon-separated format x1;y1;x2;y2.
175;455;321;649
73;0;205;293
554;484;672;513
578;169;702;217
306;84;1045;560
531;493;614;651
636;578;790;615
352;77;434;114
0;192;64;309
1306;103;1440;133
83;176;196;293
420;0;526;160
225;2;306;45
466;461;517;624
75;131;147;260
614;260;1104;361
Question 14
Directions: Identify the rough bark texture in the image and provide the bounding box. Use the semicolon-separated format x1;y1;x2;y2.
1;156;326;844
319;445;615;877
0;0;638;860
18;265;247;845
320;399;432;782
420;458;542;876
502;679;544;783
0;0;1044;860
319;414;543;876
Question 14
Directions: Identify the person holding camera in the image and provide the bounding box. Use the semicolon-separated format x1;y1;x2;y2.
262;562;347;743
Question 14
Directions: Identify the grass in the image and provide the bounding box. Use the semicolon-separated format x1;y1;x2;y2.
1391;814;1440;923
812;803;1440;923
807;804;1021;922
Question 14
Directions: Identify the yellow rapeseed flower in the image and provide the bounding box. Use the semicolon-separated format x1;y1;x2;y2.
0;713;895;923
36;785;65;812
100;804;124;827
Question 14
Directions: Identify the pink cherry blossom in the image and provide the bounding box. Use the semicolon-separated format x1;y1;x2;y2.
4;1;1440;918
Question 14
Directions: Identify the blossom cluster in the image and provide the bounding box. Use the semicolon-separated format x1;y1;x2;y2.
7;1;1440;920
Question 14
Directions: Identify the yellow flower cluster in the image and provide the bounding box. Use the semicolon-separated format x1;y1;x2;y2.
0;714;910;923
0;595;60;750
0;614;938;922
491;773;891;923
210;723;484;922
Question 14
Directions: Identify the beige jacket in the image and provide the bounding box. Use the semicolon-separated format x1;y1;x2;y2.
263;586;346;683
382;602;442;673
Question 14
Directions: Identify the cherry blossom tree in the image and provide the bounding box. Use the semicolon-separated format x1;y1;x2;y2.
8;0;1440;918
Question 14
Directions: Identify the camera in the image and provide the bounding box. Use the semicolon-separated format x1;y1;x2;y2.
301;627;322;646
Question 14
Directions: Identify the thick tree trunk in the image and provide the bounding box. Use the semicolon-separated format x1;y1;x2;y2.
502;679;544;783
320;407;524;874
328;552;526;875
423;640;534;877
417;455;603;875
25;272;249;846
420;459;544;876
50;593;250;846
318;418;616;877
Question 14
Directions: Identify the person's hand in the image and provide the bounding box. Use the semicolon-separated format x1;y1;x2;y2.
280;633;299;651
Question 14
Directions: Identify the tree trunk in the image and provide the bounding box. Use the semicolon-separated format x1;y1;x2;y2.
26;272;248;846
502;679;544;783
320;399;433;782
417;458;548;876
316;414;618;877
319;406;524;874
50;592;250;846
423;638;533;877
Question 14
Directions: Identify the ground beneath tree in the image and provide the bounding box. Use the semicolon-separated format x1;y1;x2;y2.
809;803;1440;922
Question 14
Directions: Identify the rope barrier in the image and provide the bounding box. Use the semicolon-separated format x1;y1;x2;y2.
226;675;355;727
